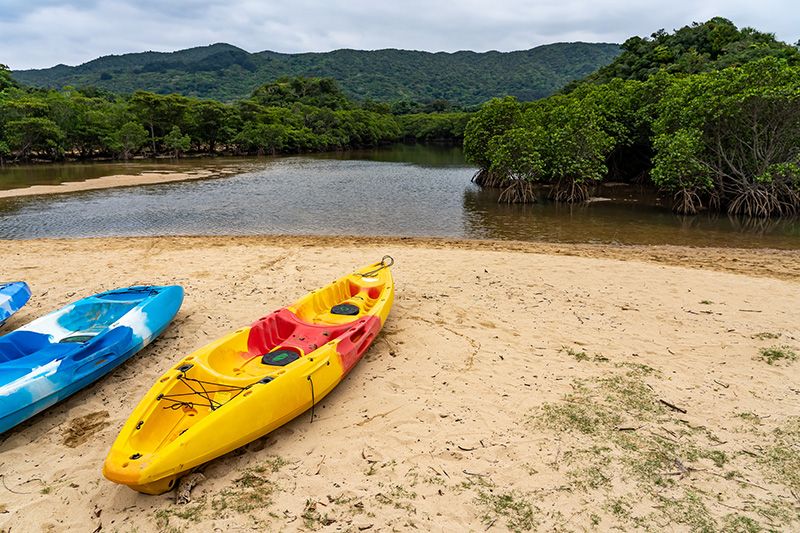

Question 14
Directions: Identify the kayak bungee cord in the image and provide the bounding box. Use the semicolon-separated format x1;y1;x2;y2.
157;368;263;411
308;375;316;423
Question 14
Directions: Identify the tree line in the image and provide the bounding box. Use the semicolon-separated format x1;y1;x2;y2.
12;42;621;105
464;17;800;217
0;72;470;163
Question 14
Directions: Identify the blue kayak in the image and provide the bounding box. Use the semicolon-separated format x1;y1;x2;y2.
0;282;31;326
0;285;183;433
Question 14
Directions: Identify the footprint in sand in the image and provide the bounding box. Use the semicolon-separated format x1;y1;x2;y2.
62;411;111;448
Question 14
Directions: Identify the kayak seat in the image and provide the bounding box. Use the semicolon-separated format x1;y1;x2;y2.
0;331;53;363
248;308;352;358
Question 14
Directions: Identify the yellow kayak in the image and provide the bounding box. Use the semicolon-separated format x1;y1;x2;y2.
103;257;394;494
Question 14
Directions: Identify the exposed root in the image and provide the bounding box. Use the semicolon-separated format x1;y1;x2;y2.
707;190;721;212
550;179;591;204
472;168;510;189
727;183;798;218
498;180;537;204
672;189;703;215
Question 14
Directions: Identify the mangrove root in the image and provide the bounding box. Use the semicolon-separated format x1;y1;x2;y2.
727;183;798;218
498;180;537;204
550;179;591;204
472;168;510;189
672;189;703;215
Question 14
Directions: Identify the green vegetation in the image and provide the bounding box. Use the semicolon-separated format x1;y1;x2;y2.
529;367;800;531
0;73;468;162
582;19;800;84
476;487;538;532
757;345;798;365
761;436;800;491
463;18;800;218
12;43;621;105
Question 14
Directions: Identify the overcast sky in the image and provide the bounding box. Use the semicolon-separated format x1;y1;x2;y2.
2;0;798;70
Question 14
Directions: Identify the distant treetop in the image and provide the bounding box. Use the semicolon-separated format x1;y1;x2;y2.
582;17;800;85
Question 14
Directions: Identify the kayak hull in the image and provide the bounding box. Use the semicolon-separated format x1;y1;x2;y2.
0;285;184;434
104;259;394;493
0;282;31;326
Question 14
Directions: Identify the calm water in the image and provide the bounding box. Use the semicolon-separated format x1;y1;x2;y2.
0;145;798;247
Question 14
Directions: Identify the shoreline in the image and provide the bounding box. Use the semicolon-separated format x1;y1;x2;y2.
6;234;800;281
0;167;244;199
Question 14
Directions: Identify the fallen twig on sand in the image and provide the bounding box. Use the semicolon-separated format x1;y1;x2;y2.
0;474;42;495
659;399;687;413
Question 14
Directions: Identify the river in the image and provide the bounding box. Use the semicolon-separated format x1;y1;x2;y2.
0;145;798;247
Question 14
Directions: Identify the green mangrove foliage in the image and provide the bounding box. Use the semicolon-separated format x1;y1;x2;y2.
467;92;617;203
0;72;467;163
651;58;800;216
396;112;472;142
464;18;800;217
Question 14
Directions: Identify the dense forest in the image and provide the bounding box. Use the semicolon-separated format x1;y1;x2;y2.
12;43;620;105
0;71;471;162
464;18;800;217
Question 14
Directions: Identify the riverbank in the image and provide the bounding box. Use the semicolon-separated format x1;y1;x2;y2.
1;236;798;532
0;167;244;199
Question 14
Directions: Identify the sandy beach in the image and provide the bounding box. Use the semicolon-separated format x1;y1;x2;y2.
0;168;244;199
0;236;798;532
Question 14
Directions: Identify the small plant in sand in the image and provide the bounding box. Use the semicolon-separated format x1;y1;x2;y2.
757;345;797;365
566;347;589;361
736;412;763;425
302;499;336;529
375;484;418;513
758;418;800;492
211;461;283;515
751;332;781;340
476;488;538;532
720;514;761;532
154;503;205;529
657;490;716;533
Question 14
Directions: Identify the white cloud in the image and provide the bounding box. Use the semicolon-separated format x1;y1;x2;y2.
1;0;798;69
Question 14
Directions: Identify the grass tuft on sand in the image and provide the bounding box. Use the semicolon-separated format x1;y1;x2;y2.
529;366;800;531
757;345;797;365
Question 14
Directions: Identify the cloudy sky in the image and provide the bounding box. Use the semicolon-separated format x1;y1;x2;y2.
2;0;798;70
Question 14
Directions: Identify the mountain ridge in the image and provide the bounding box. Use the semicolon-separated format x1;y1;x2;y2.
11;42;621;104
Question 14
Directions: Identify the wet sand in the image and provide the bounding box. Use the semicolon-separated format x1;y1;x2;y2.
0;236;798;531
0;168;242;199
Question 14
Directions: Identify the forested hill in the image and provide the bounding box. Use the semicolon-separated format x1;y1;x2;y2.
11;42;620;105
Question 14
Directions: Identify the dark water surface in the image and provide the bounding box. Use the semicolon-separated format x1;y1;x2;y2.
0;145;798;247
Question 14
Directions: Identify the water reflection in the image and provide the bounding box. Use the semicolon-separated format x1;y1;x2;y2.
461;186;799;247
0;146;798;248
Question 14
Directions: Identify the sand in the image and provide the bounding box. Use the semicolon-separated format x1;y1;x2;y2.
0;236;798;532
0;168;243;199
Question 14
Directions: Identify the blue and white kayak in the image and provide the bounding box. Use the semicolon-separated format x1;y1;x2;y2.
0;282;31;326
0;285;184;433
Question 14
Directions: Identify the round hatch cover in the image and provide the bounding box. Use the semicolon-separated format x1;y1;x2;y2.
261;349;300;366
331;303;360;316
